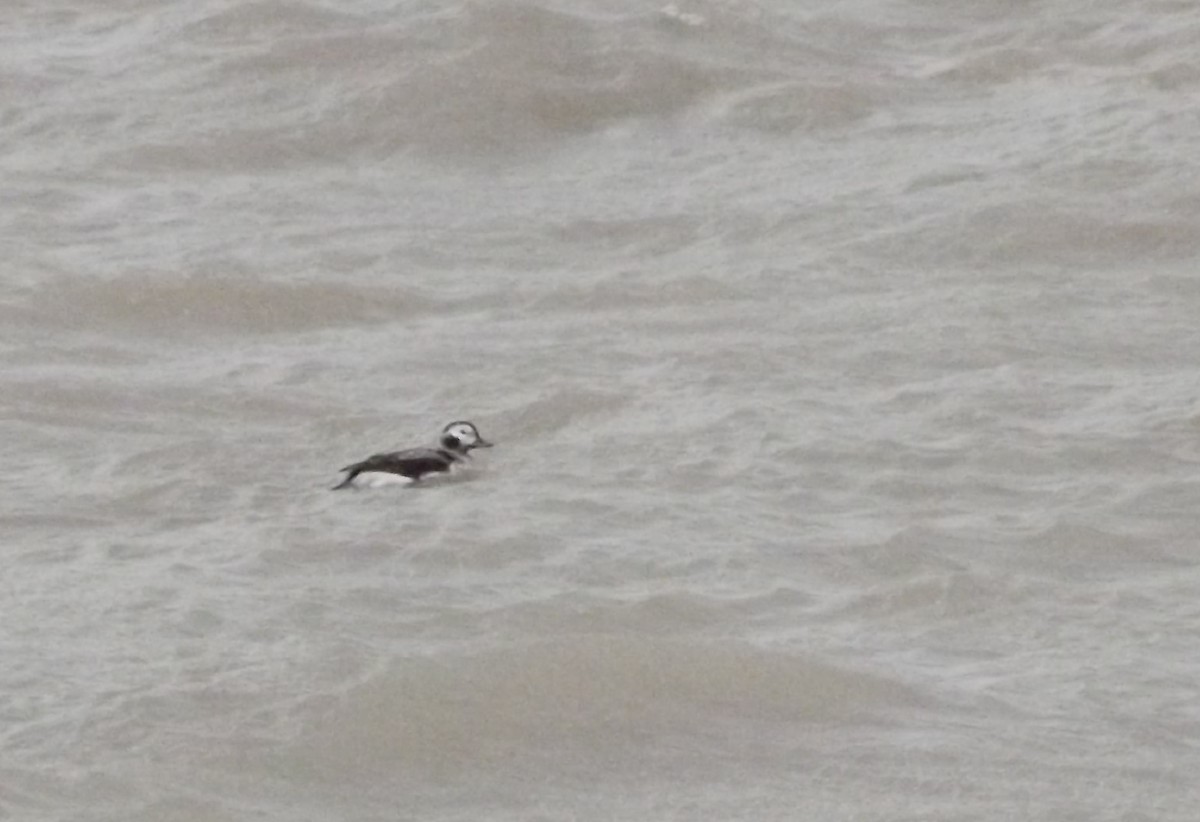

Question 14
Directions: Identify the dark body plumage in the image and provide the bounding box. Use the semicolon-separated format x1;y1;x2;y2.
331;448;460;489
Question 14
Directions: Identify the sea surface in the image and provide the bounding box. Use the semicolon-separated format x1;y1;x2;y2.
4;1;1200;819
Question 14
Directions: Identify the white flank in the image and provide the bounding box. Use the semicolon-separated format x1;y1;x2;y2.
351;472;416;488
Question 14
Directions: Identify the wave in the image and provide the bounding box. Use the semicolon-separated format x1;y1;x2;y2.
287;636;923;778
78;0;908;170
23;271;449;336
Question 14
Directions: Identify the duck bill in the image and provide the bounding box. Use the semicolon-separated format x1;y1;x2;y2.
474;439;494;448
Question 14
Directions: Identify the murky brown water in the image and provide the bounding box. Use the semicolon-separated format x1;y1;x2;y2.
5;1;1200;819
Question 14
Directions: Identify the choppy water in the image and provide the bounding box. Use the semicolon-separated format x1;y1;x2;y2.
5;1;1200;819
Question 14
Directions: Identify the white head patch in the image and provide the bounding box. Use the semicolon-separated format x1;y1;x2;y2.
442;420;492;451
444;422;480;446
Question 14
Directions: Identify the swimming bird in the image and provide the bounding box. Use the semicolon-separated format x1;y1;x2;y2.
332;420;493;490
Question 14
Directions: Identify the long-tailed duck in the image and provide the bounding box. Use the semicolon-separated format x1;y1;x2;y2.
332;420;493;489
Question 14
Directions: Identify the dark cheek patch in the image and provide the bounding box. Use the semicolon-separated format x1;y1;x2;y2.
442;435;460;449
